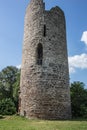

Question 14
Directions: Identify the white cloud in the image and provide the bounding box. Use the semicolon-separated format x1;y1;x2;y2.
69;66;76;74
68;53;87;74
81;31;87;46
16;64;21;69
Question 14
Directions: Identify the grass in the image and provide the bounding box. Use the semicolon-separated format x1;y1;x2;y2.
0;115;87;130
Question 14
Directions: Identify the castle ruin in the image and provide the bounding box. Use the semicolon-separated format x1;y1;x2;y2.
19;0;71;119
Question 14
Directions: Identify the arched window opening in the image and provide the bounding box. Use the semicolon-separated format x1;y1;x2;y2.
44;25;46;37
36;43;43;65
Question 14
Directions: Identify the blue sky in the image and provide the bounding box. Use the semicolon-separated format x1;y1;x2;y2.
0;0;87;87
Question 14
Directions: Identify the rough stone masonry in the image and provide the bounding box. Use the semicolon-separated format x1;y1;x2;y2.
19;0;71;119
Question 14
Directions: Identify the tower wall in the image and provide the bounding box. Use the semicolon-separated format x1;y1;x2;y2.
19;0;71;119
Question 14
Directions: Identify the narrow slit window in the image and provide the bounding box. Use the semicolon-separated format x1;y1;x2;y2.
36;43;43;65
44;25;46;37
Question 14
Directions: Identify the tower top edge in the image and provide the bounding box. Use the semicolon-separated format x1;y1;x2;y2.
28;0;44;7
26;0;45;12
26;1;64;16
47;6;64;15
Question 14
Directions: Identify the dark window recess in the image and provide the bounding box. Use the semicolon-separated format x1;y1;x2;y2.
44;25;46;37
24;111;26;117
18;98;21;113
37;43;43;65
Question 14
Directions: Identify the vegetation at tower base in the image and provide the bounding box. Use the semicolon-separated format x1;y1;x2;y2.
0;66;87;118
70;81;87;118
0;66;20;115
0;98;16;115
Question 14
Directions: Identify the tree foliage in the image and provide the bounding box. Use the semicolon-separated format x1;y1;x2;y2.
70;81;87;118
0;98;16;115
0;66;20;114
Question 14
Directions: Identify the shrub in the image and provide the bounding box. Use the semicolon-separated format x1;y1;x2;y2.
0;98;16;115
71;81;87;118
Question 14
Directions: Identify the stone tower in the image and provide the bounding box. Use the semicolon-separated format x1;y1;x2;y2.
19;0;71;119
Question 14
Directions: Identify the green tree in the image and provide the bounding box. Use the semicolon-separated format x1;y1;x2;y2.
0;66;20;112
0;98;16;115
13;69;20;111
70;81;87;118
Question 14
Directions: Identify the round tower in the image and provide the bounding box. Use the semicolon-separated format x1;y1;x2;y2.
19;0;71;119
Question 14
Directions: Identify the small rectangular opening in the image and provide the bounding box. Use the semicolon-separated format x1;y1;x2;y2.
44;25;46;37
36;43;43;65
